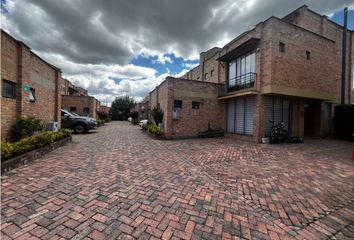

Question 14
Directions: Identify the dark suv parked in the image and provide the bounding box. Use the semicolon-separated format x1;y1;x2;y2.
61;109;97;133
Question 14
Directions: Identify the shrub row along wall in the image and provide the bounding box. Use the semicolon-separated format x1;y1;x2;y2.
1;136;72;174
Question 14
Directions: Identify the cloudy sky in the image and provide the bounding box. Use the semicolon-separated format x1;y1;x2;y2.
1;0;353;105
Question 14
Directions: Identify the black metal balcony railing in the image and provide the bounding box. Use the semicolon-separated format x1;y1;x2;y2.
227;72;256;92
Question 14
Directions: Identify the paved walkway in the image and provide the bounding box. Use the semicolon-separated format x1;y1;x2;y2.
1;122;354;240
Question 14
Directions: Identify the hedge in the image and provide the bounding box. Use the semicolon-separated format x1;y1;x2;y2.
1;129;72;162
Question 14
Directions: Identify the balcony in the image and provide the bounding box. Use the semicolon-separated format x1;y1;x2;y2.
227;72;256;92
218;72;257;98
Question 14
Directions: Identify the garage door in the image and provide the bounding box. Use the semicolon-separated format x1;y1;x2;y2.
227;96;254;135
227;100;235;132
264;96;290;136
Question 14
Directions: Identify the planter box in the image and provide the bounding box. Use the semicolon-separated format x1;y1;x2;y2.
141;130;165;140
1;136;72;174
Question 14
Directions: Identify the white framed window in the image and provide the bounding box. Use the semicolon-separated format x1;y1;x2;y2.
29;88;36;102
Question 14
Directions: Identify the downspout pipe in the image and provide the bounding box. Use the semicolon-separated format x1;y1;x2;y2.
341;7;348;104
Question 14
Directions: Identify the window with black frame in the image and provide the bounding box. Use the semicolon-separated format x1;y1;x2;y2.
174;100;182;108
2;80;16;99
228;51;256;91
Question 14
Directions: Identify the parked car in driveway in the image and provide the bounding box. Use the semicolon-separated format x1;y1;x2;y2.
61;109;97;133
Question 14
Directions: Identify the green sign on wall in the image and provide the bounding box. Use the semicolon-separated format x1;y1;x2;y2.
22;84;30;92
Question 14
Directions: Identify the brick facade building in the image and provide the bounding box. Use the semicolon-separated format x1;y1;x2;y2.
99;105;111;115
1;30;61;140
61;78;88;96
149;78;224;138
61;95;100;119
131;98;149;122
61;78;100;119
149;5;353;142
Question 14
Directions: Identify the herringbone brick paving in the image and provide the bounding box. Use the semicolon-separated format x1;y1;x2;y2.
1;122;353;239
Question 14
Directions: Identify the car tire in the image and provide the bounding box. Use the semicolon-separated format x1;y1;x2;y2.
74;123;87;134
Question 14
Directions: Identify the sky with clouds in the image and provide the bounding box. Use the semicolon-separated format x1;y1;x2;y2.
1;0;353;106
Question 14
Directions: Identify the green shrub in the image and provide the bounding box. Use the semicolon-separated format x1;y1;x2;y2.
12;138;33;157
1;142;14;160
56;129;72;140
32;131;55;148
60;128;72;136
142;123;152;131
148;124;164;136
151;107;164;125
11;116;44;139
1;129;72;161
97;119;105;126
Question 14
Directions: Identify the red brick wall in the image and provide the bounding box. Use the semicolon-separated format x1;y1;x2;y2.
148;78;224;138
1;32;18;139
263;18;339;98
283;6;353;103
181;47;221;83
1;30;61;140
62;95;100;119
168;78;224;138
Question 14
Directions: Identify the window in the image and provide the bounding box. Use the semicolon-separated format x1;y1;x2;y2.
204;73;208;80
2;80;16;99
29;88;36;102
228;51;256;89
279;42;285;53
83;107;90;114
174;100;182;108
192;101;200;109
70;106;77;112
210;69;214;77
306;51;311;60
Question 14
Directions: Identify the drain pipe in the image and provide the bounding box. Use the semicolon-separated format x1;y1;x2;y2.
341;7;348;104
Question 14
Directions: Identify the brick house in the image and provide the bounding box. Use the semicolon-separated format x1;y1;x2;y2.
61;78;88;96
131;98;149;122
1;30;61;140
149;5;353;142
61;78;100;119
99;105;111;115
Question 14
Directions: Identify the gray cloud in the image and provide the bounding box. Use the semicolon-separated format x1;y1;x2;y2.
3;0;351;65
2;0;351;102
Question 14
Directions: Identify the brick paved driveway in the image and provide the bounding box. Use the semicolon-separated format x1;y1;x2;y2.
1;122;354;240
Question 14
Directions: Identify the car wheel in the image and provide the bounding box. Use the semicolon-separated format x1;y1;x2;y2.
74;123;87;134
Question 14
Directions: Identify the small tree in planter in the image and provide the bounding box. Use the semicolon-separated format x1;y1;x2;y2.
130;111;139;125
151;106;163;126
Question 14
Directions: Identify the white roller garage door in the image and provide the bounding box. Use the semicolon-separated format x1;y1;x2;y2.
227;96;254;135
227;100;235;132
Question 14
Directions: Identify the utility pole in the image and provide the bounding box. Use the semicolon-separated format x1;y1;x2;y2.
341;7;348;104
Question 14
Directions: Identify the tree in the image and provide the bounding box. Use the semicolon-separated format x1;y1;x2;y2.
110;96;135;120
151;106;164;125
130;111;139;124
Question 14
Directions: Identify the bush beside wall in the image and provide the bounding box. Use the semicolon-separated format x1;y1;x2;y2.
1;129;72;162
